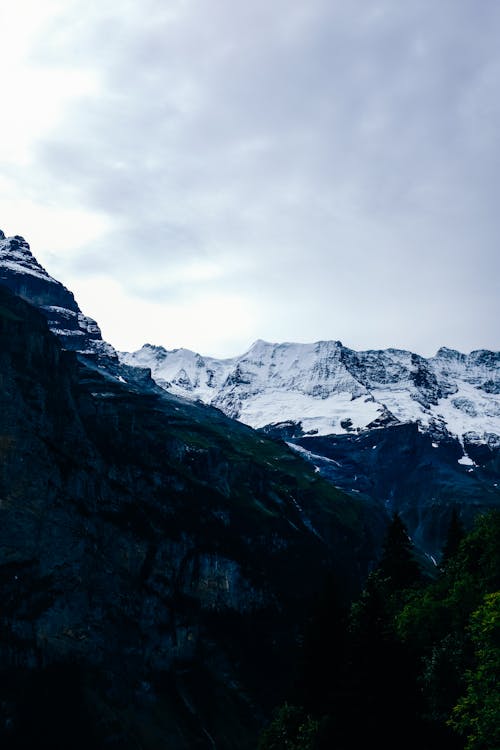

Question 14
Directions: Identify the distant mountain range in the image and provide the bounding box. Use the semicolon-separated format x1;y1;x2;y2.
120;338;500;452
1;228;499;560
119;337;500;559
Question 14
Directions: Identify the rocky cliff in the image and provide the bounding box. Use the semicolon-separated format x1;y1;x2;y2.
0;231;116;361
0;283;383;748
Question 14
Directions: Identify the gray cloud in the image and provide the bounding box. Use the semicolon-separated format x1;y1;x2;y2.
8;0;500;355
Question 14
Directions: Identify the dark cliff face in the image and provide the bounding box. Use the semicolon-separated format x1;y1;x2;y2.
0;234;80;312
0;234;116;361
0;285;383;749
283;424;500;560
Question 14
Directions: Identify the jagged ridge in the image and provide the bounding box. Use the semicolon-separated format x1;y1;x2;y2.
0;230;116;360
120;338;500;452
1;228;498;562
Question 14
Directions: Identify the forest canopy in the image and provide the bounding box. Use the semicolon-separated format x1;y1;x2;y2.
258;509;500;750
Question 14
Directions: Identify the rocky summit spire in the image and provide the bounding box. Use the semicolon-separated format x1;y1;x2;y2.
0;230;116;361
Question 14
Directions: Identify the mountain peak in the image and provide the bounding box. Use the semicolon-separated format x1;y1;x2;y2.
435;346;464;359
1;232;33;251
314;338;344;351
0;231;53;283
142;342;168;355
0;231;116;361
247;338;272;350
122;337;500;443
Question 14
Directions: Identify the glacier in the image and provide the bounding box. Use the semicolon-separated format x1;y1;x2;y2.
120;338;500;448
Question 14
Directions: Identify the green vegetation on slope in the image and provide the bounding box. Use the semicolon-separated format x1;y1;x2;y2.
258;509;500;750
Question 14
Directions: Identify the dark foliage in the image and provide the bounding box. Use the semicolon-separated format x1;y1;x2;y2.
258;509;500;750
0;663;101;750
377;511;422;590
440;507;466;569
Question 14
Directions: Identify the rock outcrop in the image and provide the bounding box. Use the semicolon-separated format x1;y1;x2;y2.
0;232;116;361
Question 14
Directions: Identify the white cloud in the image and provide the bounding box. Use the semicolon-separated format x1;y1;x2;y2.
0;2;99;164
1;0;500;357
0;181;110;255
71;275;261;357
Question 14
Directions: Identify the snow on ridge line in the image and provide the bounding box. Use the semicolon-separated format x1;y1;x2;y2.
0;231;118;360
4;229;496;444
0;258;58;284
119;338;500;443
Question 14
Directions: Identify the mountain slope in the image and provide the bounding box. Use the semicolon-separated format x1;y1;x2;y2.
0;275;383;747
121;337;500;560
2;226;497;563
0;230;116;361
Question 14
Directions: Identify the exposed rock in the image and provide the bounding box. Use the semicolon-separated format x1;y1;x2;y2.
0;232;116;362
0;284;383;748
121;326;500;561
284;422;500;560
121;338;500;448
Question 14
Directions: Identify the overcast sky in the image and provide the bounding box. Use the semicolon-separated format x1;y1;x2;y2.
1;0;499;357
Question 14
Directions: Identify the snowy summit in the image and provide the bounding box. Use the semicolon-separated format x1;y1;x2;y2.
120;338;500;450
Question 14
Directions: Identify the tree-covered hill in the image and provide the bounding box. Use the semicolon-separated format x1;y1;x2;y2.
258;509;500;750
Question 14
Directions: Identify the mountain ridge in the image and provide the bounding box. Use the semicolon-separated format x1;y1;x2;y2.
1;228;499;561
0;230;116;361
2;229;498;455
120;338;500;452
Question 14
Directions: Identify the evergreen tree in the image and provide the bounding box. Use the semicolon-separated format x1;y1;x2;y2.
449;592;500;750
326;514;425;749
257;510;500;750
257;704;319;750
291;573;349;715
441;507;466;569
378;512;421;590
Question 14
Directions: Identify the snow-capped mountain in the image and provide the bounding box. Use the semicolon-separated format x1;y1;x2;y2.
0;228;498;558
3;227;497;454
121;338;500;556
120;338;500;450
0;230;116;360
